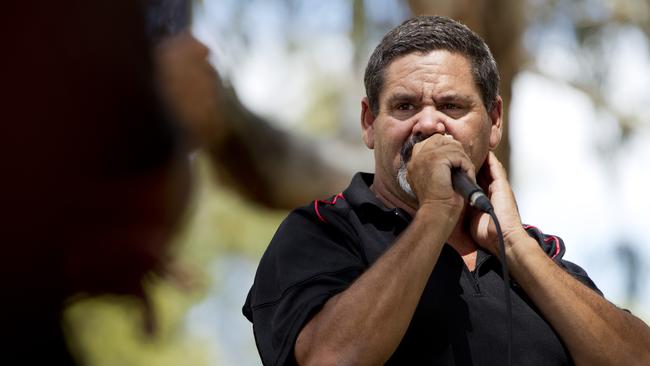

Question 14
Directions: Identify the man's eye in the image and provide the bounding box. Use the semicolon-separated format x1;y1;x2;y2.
396;103;415;111
440;103;460;110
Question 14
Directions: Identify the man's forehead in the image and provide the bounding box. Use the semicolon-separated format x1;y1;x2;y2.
384;50;473;81
380;50;478;100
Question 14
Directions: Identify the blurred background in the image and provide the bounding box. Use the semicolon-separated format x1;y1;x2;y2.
64;0;650;364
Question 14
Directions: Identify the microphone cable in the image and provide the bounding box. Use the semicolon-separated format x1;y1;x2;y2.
487;207;512;366
451;168;512;366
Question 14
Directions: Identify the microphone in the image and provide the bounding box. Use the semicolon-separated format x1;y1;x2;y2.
451;168;493;213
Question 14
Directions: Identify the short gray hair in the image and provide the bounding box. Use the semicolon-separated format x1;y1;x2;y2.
364;16;500;115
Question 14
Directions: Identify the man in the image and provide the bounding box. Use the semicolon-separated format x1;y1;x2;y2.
243;16;650;365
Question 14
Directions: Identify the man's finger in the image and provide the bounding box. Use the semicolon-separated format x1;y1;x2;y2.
487;151;507;180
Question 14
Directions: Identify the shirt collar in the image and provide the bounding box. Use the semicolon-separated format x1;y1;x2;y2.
344;172;498;271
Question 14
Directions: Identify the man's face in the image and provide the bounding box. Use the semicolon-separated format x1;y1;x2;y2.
361;50;502;206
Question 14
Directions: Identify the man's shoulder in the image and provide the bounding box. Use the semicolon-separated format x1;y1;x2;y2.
282;171;374;231
272;192;357;245
311;192;353;224
523;224;603;296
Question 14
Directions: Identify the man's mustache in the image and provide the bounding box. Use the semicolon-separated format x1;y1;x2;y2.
400;134;428;164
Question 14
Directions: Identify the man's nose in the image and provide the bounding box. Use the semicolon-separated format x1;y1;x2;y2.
412;106;446;137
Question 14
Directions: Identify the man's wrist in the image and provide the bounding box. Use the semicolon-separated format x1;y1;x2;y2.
417;201;461;223
503;227;528;245
505;229;542;263
414;201;461;238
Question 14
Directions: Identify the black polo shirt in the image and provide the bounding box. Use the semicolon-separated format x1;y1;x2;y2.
243;172;602;365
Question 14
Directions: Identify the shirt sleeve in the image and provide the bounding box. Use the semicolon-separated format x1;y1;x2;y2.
243;208;366;366
524;225;603;296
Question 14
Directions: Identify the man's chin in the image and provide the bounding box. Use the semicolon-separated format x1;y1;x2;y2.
397;167;416;200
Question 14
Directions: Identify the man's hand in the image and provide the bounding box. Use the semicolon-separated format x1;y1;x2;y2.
468;151;529;256
462;152;650;365
408;134;475;214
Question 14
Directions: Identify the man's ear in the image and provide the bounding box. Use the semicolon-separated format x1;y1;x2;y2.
361;97;376;149
488;96;503;150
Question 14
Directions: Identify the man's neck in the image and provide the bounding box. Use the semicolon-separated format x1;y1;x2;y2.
369;178;418;217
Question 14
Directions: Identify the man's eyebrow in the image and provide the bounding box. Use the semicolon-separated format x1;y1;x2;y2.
436;93;474;104
385;93;420;105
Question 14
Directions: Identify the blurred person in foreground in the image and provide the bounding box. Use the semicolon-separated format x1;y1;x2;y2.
0;0;220;364
243;16;650;365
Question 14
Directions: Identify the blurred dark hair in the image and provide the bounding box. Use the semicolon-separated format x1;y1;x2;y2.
364;15;500;115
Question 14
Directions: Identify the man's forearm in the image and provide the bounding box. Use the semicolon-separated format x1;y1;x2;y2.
506;232;650;365
294;204;456;365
